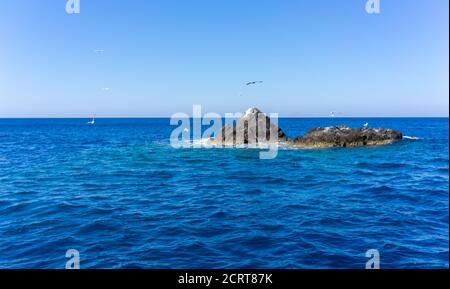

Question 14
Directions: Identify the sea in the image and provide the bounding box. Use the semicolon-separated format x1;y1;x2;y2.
0;117;448;268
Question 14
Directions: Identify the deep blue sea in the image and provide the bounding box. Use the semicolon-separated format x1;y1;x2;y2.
0;118;448;268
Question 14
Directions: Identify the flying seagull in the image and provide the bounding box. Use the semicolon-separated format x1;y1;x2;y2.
245;81;263;86
363;122;369;128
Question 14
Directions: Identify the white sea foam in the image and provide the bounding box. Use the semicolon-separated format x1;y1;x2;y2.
190;138;283;150
403;136;421;140
192;137;215;146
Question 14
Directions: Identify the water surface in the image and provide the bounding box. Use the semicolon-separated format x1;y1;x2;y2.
0;118;448;268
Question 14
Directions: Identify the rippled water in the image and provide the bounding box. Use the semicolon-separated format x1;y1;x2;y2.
0;118;448;268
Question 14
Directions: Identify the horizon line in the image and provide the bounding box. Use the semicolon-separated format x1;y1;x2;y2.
0;116;448;119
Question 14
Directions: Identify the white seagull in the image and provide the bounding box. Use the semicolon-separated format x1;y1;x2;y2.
363;122;369;128
245;81;263;86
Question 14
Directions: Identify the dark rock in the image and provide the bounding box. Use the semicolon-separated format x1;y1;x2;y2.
211;107;288;145
287;125;402;148
209;108;402;148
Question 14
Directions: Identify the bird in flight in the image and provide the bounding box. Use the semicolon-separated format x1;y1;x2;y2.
245;81;263;86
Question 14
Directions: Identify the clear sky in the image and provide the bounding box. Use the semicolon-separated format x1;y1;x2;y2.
0;0;448;117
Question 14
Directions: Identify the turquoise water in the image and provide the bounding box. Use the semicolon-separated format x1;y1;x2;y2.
0;118;448;268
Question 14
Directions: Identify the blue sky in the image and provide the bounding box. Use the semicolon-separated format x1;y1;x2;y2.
0;0;448;117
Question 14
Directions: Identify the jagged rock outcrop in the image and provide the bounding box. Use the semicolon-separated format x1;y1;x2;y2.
208;107;402;148
286;126;403;148
211;107;288;145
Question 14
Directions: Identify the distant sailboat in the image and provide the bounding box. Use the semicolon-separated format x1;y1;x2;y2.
87;117;95;125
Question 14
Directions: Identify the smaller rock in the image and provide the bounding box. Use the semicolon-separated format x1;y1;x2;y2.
287;126;402;148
